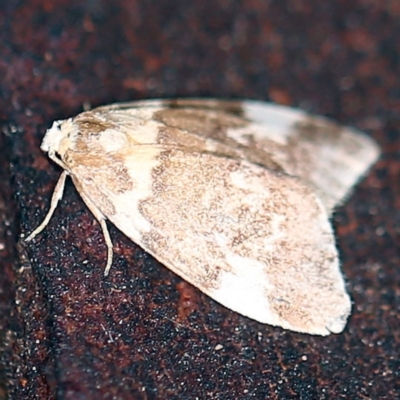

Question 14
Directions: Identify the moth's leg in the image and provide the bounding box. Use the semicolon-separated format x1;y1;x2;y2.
26;171;68;242
74;187;114;276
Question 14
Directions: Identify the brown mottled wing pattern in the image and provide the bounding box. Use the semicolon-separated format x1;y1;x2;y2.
68;133;350;335
95;99;380;212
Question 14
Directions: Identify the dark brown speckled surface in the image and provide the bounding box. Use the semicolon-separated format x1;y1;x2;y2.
0;1;399;399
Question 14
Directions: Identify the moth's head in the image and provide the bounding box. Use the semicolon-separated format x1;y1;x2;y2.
41;119;74;158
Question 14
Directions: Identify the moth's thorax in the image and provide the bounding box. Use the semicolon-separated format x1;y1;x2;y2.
41;112;137;163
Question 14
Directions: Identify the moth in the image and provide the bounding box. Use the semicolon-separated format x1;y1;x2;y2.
26;99;380;336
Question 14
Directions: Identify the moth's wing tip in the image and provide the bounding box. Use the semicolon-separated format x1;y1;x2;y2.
291;313;350;336
320;294;352;335
325;317;348;335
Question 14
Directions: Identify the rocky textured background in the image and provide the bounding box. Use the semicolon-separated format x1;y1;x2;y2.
0;1;398;399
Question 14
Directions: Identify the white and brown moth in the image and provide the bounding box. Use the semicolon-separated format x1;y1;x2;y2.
26;99;380;336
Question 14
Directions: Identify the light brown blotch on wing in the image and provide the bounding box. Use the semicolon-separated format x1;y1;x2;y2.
139;150;245;290
153;108;247;143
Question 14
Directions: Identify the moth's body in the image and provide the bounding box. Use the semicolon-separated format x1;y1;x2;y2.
27;99;380;336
